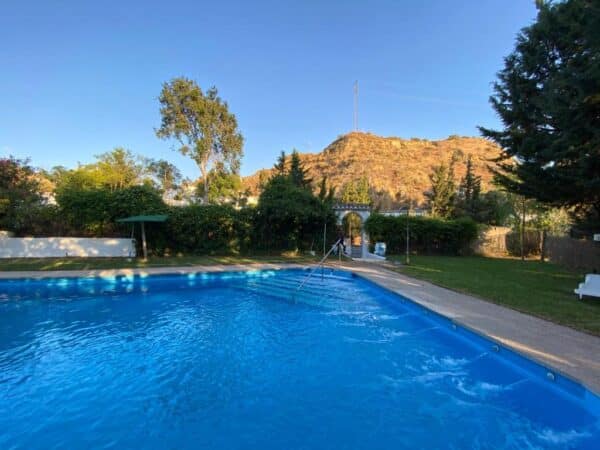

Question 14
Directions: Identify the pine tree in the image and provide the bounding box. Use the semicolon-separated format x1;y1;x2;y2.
458;155;482;217
288;150;312;188
479;0;600;228
426;160;456;218
274;151;286;176
318;177;328;202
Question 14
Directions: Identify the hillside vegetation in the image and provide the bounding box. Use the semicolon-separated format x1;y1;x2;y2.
243;132;505;205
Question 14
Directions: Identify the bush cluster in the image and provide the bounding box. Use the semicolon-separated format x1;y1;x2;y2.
20;181;335;256
163;205;253;255
19;184;479;257
364;213;478;255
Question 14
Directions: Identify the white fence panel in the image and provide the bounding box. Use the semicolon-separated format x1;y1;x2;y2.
0;237;136;258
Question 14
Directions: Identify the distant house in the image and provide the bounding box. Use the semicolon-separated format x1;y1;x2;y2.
380;207;429;217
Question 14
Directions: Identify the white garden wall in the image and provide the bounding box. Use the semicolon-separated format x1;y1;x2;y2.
0;237;136;258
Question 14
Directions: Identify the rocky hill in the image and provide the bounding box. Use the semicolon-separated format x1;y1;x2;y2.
243;132;504;206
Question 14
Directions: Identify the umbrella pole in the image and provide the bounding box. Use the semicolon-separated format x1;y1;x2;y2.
141;221;148;260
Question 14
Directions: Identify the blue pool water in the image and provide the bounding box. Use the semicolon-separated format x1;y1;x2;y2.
0;269;598;449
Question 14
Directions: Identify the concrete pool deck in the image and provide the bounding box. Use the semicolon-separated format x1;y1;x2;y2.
1;262;599;394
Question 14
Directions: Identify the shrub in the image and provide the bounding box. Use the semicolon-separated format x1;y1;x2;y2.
0;157;44;233
16;204;74;237
364;213;478;255
164;205;250;255
254;175;336;251
56;185;167;236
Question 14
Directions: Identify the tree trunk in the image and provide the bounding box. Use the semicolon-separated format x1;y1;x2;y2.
540;229;547;262
520;197;526;261
201;160;209;204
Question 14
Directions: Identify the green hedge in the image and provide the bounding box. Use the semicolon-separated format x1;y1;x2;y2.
55;185;167;236
164;205;252;255
29;183;336;256
364;214;478;255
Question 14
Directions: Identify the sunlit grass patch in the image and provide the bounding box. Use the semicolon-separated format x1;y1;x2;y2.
387;255;599;336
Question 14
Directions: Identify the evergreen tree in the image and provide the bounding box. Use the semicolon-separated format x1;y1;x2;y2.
256;154;335;251
318;177;328;202
288;150;312;188
426;160;456;218
274;151;287;176
341;176;371;204
317;177;336;206
479;0;600;227
456;155;482;217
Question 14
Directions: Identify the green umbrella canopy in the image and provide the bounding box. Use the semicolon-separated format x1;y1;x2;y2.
116;215;168;223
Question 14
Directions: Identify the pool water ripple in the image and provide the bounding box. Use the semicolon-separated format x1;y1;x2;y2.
0;269;598;449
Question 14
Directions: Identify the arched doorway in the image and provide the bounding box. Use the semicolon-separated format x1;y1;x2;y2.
342;212;363;257
333;203;371;259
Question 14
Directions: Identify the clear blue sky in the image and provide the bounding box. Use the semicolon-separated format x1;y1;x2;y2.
1;0;537;178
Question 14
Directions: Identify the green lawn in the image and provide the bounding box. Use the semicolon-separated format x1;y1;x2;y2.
387;255;600;336
0;253;319;272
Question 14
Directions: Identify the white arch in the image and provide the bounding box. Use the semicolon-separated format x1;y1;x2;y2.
335;209;371;225
333;204;372;259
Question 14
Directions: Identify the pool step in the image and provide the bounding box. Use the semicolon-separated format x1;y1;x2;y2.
249;276;352;297
245;276;350;307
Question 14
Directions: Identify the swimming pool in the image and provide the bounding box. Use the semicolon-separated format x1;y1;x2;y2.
0;269;598;449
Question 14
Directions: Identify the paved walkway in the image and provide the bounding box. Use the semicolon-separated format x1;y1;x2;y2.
1;262;599;393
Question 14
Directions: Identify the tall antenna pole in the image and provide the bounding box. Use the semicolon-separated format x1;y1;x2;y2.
353;80;358;131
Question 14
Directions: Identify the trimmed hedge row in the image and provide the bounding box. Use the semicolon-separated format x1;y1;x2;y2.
364;213;478;255
163;205;253;255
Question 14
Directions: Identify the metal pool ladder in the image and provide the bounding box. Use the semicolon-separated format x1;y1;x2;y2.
296;239;342;293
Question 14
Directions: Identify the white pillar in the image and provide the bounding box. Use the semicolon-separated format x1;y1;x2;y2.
361;230;368;258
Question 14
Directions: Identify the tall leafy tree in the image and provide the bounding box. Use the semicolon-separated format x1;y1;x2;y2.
147;159;182;194
426;160;456;218
53;148;146;196
156;77;243;203
0;157;43;232
95;148;143;191
196;163;242;205
480;0;600;227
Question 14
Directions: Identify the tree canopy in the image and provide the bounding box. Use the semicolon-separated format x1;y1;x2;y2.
254;152;335;251
0;157;43;232
147;159;182;195
454;155;482;219
288;150;312;189
425;160;456;218
196;164;243;205
156;77;243;203
480;0;600;227
340;177;371;204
